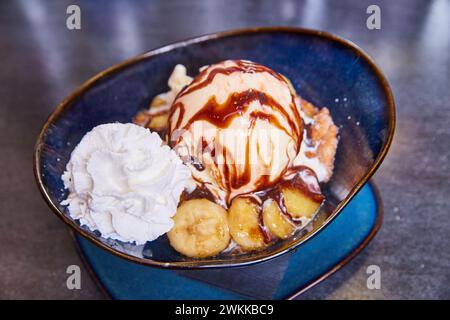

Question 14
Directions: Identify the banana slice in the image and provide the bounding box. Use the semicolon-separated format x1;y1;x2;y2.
228;197;266;251
262;200;294;239
167;199;230;258
281;187;322;220
148;113;169;131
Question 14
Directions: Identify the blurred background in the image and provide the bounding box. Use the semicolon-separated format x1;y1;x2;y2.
0;0;449;299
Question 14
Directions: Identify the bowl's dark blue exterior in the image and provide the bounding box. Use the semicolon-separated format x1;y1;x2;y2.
34;27;395;268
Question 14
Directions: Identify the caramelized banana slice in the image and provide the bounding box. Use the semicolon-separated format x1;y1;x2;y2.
228;197;266;251
281;187;322;220
262;200;294;239
168;199;230;258
148;113;169;131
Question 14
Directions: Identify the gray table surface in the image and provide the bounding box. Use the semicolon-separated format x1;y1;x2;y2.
0;0;449;299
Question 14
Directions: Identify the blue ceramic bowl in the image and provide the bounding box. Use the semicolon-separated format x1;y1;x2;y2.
34;27;395;268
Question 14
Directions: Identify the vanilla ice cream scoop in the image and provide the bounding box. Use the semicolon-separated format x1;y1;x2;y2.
168;60;303;203
61;123;193;245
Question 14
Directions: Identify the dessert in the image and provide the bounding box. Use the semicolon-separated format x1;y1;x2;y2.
136;60;339;257
61;59;337;258
61;123;193;245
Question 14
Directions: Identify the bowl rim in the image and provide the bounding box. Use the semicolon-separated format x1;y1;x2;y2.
33;26;396;269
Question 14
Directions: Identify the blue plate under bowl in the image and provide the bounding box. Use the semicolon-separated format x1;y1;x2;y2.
34;27;395;268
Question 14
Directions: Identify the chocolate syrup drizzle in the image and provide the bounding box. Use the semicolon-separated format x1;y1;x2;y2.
173;90;300;142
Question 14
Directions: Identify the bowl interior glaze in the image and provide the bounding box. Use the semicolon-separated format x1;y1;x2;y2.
34;28;394;268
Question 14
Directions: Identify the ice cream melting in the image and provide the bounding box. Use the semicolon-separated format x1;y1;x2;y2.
168;60;304;203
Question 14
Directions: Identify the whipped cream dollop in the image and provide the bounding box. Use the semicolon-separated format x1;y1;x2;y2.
61;123;193;245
